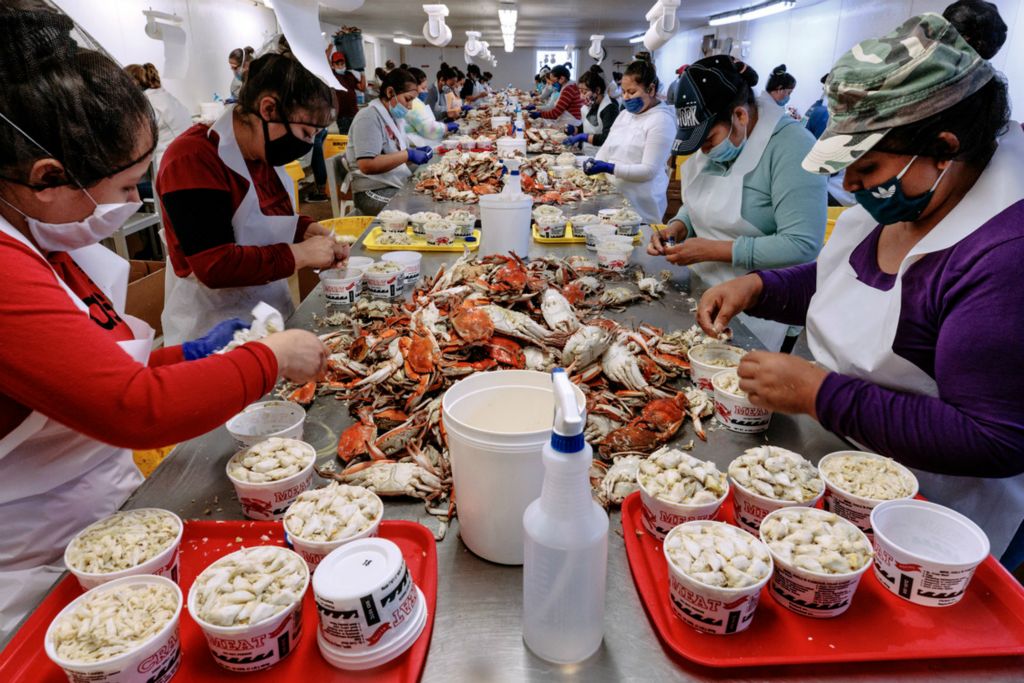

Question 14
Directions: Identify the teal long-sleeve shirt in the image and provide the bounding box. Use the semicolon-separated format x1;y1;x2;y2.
674;114;827;270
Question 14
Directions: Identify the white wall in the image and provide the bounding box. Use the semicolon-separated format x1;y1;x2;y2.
56;0;280;115
655;0;1024;118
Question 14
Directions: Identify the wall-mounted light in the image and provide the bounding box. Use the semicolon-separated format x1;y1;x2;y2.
709;0;795;26
394;35;412;45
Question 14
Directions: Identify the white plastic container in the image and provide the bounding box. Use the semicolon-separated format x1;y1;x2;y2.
313;538;424;668
381;251;423;285
424;222;456;246
363;262;405;299
637;476;728;540
442;370;585;565
870;499;989;607
65;509;184;590
226;439;316;520
225;400;306;448
378;210;410;232
819;451;919;534
496;136;527;158
479;193;533;257
712;370;772;434
491;115;511;131
614;220;642;237
582;224;615;250
523;369;607;663
320;268;363;305
596;242;632;272
285;487;383;571
346;256;374;274
535;216;567;239
598;208;618;223
45;575;183;683
688;343;745;393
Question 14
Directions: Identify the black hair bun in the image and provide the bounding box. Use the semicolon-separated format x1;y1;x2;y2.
0;5;77;83
734;60;759;88
773;64;788;75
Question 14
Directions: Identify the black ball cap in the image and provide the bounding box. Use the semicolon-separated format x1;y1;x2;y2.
673;56;741;155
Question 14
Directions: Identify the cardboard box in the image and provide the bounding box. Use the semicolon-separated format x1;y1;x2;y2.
125;260;166;337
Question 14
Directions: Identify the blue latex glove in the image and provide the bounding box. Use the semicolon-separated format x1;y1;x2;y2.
461;104;473;112
583;158;614;176
182;318;248;360
446;121;460;133
528;111;542;119
566;124;578;135
523;104;537;111
563;133;588;146
407;146;433;165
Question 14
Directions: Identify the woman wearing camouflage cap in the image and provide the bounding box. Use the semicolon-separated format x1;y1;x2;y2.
697;14;1024;567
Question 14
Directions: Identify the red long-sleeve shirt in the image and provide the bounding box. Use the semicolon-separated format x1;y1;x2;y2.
157;124;315;289
0;232;278;448
540;83;583;121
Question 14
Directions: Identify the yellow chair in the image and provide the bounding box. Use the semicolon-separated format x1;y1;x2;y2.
323;134;348;160
825;206;848;244
284;160;305;208
323;135;351;216
674;154;692;180
321;216;374;241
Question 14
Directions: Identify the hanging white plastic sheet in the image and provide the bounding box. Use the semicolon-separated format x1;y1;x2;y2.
272;0;340;89
142;11;188;79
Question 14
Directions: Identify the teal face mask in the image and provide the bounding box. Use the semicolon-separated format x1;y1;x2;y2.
778;95;790;106
707;119;746;163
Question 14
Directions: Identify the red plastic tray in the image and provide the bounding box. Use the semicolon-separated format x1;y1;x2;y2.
0;519;437;682
621;491;1024;667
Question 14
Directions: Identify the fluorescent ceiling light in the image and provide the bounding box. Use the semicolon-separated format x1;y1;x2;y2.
628;34;645;44
709;1;795;26
499;9;518;26
394;36;412;45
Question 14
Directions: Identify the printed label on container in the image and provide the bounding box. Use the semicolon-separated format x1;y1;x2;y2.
668;574;761;635
873;544;976;606
203;605;303;673
823;490;873;533
136;631;181;683
316;562;416;650
768;564;864;618
324;280;359;304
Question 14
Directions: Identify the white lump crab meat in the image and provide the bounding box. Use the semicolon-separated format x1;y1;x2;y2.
284;482;382;542
50;581;179;663
760;508;874;575
819;453;917;501
728;446;824;503
638;446;727;505
66;509;180;575
227;437;314;484
714;369;746;398
191;546;308;627
665;522;772;589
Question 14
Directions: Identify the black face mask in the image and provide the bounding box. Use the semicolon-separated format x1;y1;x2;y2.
260;116;314;167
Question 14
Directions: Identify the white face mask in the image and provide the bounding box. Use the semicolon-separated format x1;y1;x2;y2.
0;191;141;252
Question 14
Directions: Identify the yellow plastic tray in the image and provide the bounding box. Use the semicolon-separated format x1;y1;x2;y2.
362;226;481;252
532;222;647;245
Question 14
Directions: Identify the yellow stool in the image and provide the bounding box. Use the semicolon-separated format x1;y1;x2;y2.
674;154;692;180
324;135;350;216
323;134;348;160
321;216;374;241
284;160;305;209
825;206;848;244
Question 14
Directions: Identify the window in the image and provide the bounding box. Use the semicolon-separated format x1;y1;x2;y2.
535;49;577;75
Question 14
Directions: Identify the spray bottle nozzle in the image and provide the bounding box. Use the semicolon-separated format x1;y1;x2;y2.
551;368;585;453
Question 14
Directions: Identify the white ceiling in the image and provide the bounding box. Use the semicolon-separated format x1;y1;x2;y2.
321;0;826;48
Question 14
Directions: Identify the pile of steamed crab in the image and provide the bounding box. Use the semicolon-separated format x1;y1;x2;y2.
283;252;727;539
525;127;568;153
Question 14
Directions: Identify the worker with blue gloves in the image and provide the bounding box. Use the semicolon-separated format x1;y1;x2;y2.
563;68;620;156
181;319;250;360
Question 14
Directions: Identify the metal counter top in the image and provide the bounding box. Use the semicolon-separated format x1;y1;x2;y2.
22;183;1022;680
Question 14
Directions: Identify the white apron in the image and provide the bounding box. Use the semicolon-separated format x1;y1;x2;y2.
0;219;151;640
600;105;674;225
162;105;299;346
404;99;436;151
581;95;613;158
682;93;789;351
806;124;1024;558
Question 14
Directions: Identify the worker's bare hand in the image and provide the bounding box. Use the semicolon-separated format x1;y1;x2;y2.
647;219;687;256
290;235;337;270
303;221;331;239
696;274;763;337
260;330;327;383
737;351;827;417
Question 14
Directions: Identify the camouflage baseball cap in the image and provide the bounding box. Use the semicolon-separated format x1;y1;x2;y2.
803;13;994;174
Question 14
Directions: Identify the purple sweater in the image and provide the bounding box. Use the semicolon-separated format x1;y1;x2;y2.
750;200;1024;478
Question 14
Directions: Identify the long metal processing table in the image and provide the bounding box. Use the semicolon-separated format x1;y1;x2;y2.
25;182;1024;680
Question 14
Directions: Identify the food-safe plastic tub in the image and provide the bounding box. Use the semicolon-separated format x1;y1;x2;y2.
728;461;825;534
378;211;410;232
664;522;773;635
45;575;183;683
285;490;384;571
320;267;363;305
317;589;427;671
712;370;772;434
345;256;374;273
614;220;642;237
446;212;477;238
479;193;533;257
225;400;306;448
870;499;990;607
381;251;423;284
225;439;316;521
424;223;456;246
582;223;616;250
597;242;633;271
819;451;920;534
760;508;873;619
535;217;567;239
66;509;184;590
598;208;618;223
637;477;729;540
688;343;745;393
188;548;309;672
442;370;585;565
363;263;405;299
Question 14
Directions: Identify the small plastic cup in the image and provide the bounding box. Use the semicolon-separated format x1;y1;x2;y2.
614;220;642;237
225;400;306;448
712;370;772;435
313;538;426;669
818;451;920;535
664;522;773;635
688;343;745;394
870;499;989;607
424;223;456;246
597;242;633;272
378;211;410;232
381;251;423;285
550;165;574;179
598;208;619;223
189;548;309;672
320;268;363;305
346;256;375;274
536;217;567;239
582;224;616;251
446;212;477;238
638;475;728;540
363;263;405;299
45;575;183;683
408;213;440;235
65;509;184;590
225;439;316;521
284;488;384;571
760;508;874;618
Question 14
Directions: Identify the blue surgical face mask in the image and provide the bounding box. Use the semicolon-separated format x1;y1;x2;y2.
854;155;950;225
390;101;409;119
706;119;747;164
553;82;562;92
778;95;790;106
417;92;428;102
623;97;644;114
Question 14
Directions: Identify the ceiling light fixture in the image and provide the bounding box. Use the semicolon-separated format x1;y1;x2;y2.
394;35;412;45
709;0;795;26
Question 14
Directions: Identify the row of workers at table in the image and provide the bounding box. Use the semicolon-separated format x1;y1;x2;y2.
0;0;1021;643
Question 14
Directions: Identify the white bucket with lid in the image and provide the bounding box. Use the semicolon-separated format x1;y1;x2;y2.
479;193;533;257
442;370;585;564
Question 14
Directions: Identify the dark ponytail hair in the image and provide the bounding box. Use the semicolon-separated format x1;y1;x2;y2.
551;64;571;81
579;70;606;97
238;53;334;126
624;59;659;94
766;64;796;92
0;3;157;189
407;67;428;85
943;0;1007;60
710;59;758;127
467;64;481;78
437;62;456;82
378;68;418;101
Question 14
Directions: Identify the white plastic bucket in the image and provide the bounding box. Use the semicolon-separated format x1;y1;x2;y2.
363;264;405;299
598;208;618;223
225;400;306;448
596;242;632;272
712;370;772;434
66;509;184;590
479;194;533;257
442;370;585;564
317;588;426;670
320;268;363;305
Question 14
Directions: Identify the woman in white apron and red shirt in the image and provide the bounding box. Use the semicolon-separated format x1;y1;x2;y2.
158;53;350;345
563;69;620;158
0;4;328;640
526;64;584;129
698;14;1024;569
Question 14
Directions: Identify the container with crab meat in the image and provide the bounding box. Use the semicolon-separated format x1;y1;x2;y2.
688;342;745;393
712;369;772;433
664;521;773;635
313;538;427;670
45;575;183;683
408;211;442;235
376;210;410;233
727;445;825;532
363;260;405;298
284;483;384;571
65;508;183;590
188;546;310;671
446;209;477;237
610;208;643;236
596;240;633;272
535;213;568;239
760;507;874;618
818;450;919;534
637;447;729;539
226;437;317;520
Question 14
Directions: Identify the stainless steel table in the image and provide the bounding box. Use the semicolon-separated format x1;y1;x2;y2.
22;184;1023;680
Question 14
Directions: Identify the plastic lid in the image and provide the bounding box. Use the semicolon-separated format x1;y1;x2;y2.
550;368;586;452
313;538;402;601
